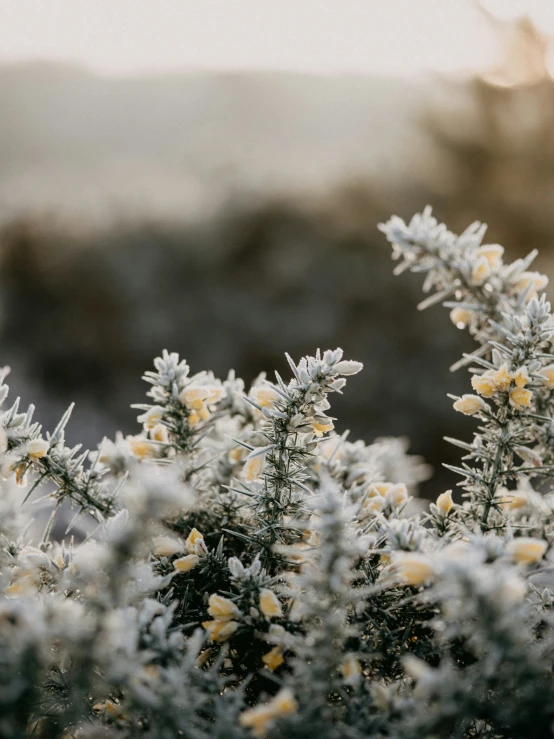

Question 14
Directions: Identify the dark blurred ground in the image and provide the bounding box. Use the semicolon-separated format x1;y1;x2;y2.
2;15;554;498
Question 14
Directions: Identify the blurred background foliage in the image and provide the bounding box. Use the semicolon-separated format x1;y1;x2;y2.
1;5;554;497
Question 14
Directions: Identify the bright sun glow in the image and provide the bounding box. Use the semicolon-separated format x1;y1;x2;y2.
0;0;504;77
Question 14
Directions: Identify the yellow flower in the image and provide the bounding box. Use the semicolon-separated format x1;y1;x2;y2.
139;405;165;429
152;535;185;557
368;482;393;497
449;307;471;329
150;423;169;443
251;385;280;408
512;366;530;388
311;419;334;437
453;395;486;415
471;256;491;285
207;593;241;621
173;554;200;573
180;386;209;409
202;619;239;643
492;364;512;392
541;364;554;389
239;689;297;738
507;537;547;565
4;573;39;598
259;589;282;619
244;452;266;482
515;271;549;296
128;437;155;459
385;483;408;507
436;490;453;516
471;372;496;398
27;438;50;459
341;654;362;684
363;496;385;515
476;244;504;268
262;646;284;671
229;446;246;464
394;553;434;587
187;411;201;428
185;527;204;553
501;491;529;511
509;387;533;409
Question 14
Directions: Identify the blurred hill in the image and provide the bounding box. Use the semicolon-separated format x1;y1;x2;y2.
0;62;428;225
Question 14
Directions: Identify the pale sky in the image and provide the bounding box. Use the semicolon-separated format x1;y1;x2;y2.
0;0;512;77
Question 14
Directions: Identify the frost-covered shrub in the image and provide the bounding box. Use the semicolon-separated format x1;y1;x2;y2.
3;208;554;738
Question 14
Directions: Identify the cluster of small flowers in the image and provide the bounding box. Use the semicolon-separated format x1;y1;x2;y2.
5;209;554;738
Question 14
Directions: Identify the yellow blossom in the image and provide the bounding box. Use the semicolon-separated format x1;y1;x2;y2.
512;366;530;388
180;386;209;409
207;593;241;621
14;463;27;486
341;654;362;684
507;537;547;565
501;491;529;511
368;482;393;497
509;387;533;410
471;256;491;285
239;689;297;738
540;364;554;388
140;405;165;429
229;446;246;464
150;423;169;443
363;496;385;515
492;364;512;392
173;554;200;573
128;437;155;459
187;411;201;428
259;589;282;619
251;385;280;408
244;452;266;481
385;483;408;507
311;419;334;437
476;243;504;268
436;490;453;516
515;271;549;296
450;306;471;329
394;553;434;587
27;438;50;459
202;619;239;643
185;527;204;553
152;535;185;557
471;372;496;398
262;645;284;671
4;573;39;598
453;395;486;415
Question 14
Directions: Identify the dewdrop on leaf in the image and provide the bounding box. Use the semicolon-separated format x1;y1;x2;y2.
453;395;486;415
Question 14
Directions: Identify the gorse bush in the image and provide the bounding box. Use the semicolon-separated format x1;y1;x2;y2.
3;208;554;739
